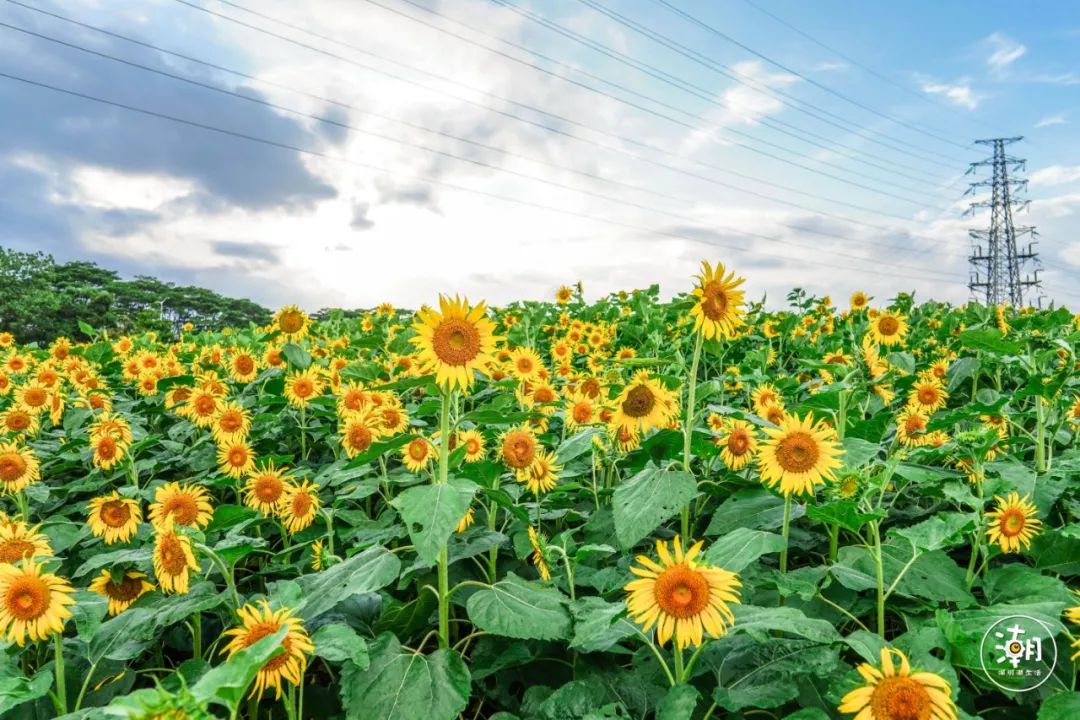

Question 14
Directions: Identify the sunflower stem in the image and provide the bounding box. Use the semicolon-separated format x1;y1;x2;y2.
436;389;453;649
672;643;685;685
487;475;500;583
680;332;703;545
298;406;307;462
779;493;792;574
192;610;202;660
1034;397;1047;473
53;632;66;715
870;520;886;637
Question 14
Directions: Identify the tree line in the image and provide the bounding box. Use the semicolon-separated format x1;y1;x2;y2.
0;246;271;344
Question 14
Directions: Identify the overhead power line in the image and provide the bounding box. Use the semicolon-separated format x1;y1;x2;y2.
0;70;976;285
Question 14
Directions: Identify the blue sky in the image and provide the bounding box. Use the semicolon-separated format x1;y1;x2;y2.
1;0;1077;310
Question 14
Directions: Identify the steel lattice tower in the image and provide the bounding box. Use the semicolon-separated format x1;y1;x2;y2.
965;137;1042;306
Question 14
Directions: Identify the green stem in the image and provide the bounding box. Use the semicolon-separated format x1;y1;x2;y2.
54;632;66;715
299;406;307;462
1034;398;1047;473
871;521;886;636
192;611;202;660
487;475;500;583
436;390;452;649
680;332;704;544
197;543;241;609
779;494;793;573
672;643;685;686
827;524;839;563
73;661;98;711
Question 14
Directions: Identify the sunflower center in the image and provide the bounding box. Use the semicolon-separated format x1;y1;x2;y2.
100;500;132;527
279;312;305;334
465;438;481;454
727;432;749;455
158;535;188;574
534;388;555;403
24;388;46;407
517;358;534;374
432;319;481;366
254;475;284;502
653;564;709;619
0;453;27;483
107;576;146;602
219;411;244;433
6;576;48;620
878;317;900;336
905;415;926;434
870;676;932;720
194;395;217;416
917;388;938;405
407;440;428;461
7;413;30;431
163;496;199;526
343;391;364;411
581;379;601;399
348;425;373;452
622;385;657;418
573;403;592;423
228;448;248;467
381;409;401;428
293;379;313;398
776;432;820;473
700;282;729;321
97;437;118;460
291;493;312;517
1000;508;1026;537
235;356;255;374
765;407;785;425
502;432;536;469
0;539;36;564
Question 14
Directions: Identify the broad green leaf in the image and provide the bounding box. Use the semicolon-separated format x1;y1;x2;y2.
612;465;696;549
841;437;878;469
74;548;151;578
946;356;979;392
1039;693;1080;719
312;623;369;669
657;684;700;720
703;528;785;572
291;545;401;621
72;588;109;640
958;328;1021;355
983;564;1076;605
1031;530;1080;575
0;669;53;716
536;679;619;719
391;478;478;564
569;597;633;653
192;627;287;714
705;487;806;534
281;342;311;369
340;633;470;720
805;501;882;533
711;636;840;711
731;605;841;644
891;512;977;552
844;630;888;664
554;428;600;465
466;574;572;640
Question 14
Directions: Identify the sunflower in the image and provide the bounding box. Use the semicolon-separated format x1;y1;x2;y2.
211;402;252;443
527;526;551;581
336;382;371;414
229;351;260;383
761;403;787;427
985;492;1042;554
217;440;256;479
611;423;642;453
411;295;499;392
850;291;869;310
519;449;561;495
87;492;142;544
338;409;381;459
757;413;843;497
509;347;544;382
153;519;199;594
281;481;320;534
455;507;476;533
750;384;783;415
610;372;678;435
706;412;725;432
555;285;573;305
564;392;596;431
0;559;75;645
274;305;310;340
1069;396;1080;424
222;601;313;701
91;433;127;472
400;435;436;473
283;368;324;409
0;408;38;438
149;482;214;530
244;461;293;515
907;379;948;414
0;521;52;564
458;429;486;462
868;312;909;347
716;419;757;471
839;647;957;720
624;537;741;650
89;570;154;616
13;383;49;415
895;407;929;447
184;388;221;428
689;261;746;340
377;403;409;435
500;425;538;471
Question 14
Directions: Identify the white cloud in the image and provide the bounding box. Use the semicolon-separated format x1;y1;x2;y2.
984;32;1027;71
1035;113;1068;128
1032;72;1080;86
1029;165;1080;187
919;77;981;109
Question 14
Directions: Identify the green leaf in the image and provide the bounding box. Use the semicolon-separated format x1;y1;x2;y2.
340;633;470;720
805;501;882;533
289;545;401;621
0;668;53;716
192;627;287;714
391;478;478;565
705;487;805;534
72;588;109;640
555;428;600;465
569;597;634;653
711;636;839;711
891;512;976;552
841;437;878;469
958;328;1021;355
657;684;700;720
1031;530;1080;575
703;528;785;572
612;465;696;549
281;342;312;369
312;623;369;669
983;564;1076;605
78;320;95;337
74;547;152;578
946;356;979;392
1039;693;1080;719
466;574;572;640
731;605;841;644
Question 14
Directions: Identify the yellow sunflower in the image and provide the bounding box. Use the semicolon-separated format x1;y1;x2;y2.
907;379;948;414
229;351;260;383
339;410;383;459
211;402;252;443
895;407;929;447
0;408;39;437
89;569;154;616
283;368;324;409
87;492;142;544
244;461;292;515
281;480;320;534
217;440;256;479
222;600;313;700
458;429;486;462
527;526;551;581
401;435;436;473
274;305;310;340
153;519;199;594
377;403;409;435
839;647;956;720
509;347;544;382
411;295;499;392
849;291;869;311
624;537;741;650
500;425;538;472
757;413;843;497
555;285;573;305
0;521;52;564
455;506;476;533
716;419;757;471
185;388;221;428
519;449;561;495
985;492;1042;554
868;312;909;347
149;482;214;530
689;261;746;340
610;371;678;435
750;384;783;416
0;559;75;645
13;383;49;415
91;434;127;472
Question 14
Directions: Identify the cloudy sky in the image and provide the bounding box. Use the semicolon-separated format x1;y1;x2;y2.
1;0;1078;311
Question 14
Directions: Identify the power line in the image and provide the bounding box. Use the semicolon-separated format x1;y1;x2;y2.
365;0;952;188
0;23;964;278
0;70;976;285
8;0;940;229
170;0;947;209
646;0;972;152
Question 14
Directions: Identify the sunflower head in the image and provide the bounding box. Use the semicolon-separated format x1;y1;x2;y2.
274;305;310;339
244;462;292;515
89;569;154;616
149;482;214;530
153;519;199;595
839;647;956;720
281;480;320;534
0;558;76;645
87;492;142;545
0;442;39;494
411;296;500;392
757;412;843;497
869;312;909;347
717;419;758;471
689;261;746;340
985;492;1042;554
222;600;314;700
611;372;678;435
0;521;52;564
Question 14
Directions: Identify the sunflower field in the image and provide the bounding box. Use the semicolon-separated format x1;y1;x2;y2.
0;262;1078;720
